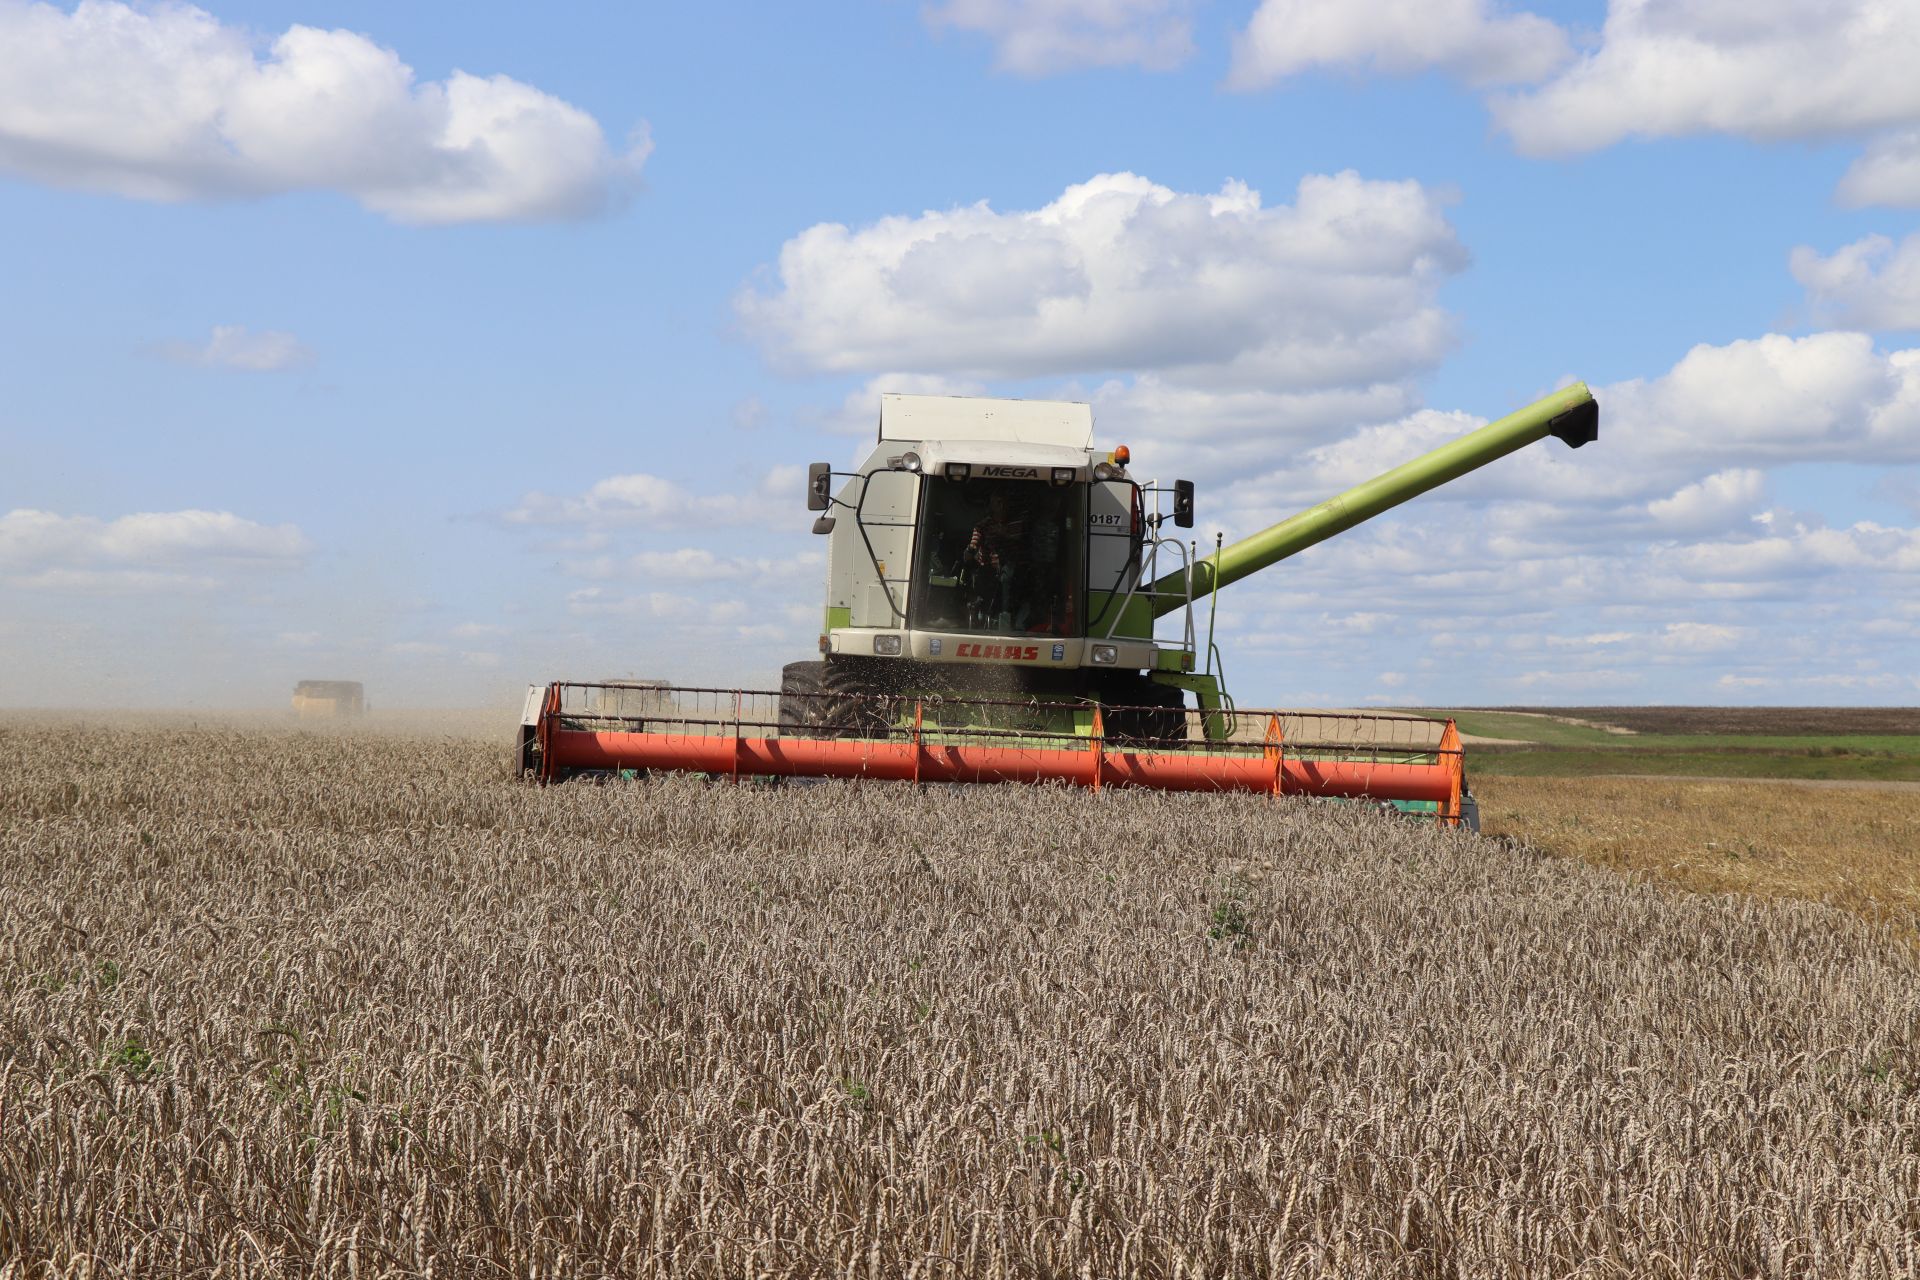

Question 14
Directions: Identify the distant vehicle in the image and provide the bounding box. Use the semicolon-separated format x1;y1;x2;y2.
292;680;365;718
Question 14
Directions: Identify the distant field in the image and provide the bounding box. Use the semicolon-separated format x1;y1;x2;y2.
1471;744;1920;782
4;721;1917;1276
1422;706;1920;783
1446;708;1920;940
1474;775;1920;936
1480;706;1920;736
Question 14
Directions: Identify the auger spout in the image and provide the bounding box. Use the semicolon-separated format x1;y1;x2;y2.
1148;383;1598;616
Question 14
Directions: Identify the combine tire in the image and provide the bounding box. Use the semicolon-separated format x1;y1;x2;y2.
778;661;835;737
1102;675;1189;747
778;659;891;739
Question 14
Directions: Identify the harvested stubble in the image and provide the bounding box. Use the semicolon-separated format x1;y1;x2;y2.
1;724;1917;1279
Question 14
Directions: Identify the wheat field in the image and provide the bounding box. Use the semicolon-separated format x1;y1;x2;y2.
1475;774;1920;933
2;721;1917;1278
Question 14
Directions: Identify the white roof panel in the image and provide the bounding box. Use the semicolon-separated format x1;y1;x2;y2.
878;393;1093;448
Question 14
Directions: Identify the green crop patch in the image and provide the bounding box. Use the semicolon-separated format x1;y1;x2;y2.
1415;707;1920;782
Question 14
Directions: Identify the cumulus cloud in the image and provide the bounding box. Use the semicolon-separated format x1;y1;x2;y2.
1665;520;1920;580
1492;0;1920;157
1792;234;1920;331
923;0;1196;74
0;0;648;224
1643;469;1767;534
154;324;311;371
1873;470;1920;519
1085;376;1418;479
815;373;989;437
737;171;1465;388
565;587;757;627
1601;332;1920;467
563;548;822;583
0;507;309;591
507;467;805;527
730;396;767;431
1838;129;1920;207
1228;0;1570;90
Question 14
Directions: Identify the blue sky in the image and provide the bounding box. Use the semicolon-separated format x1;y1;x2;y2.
2;0;1917;708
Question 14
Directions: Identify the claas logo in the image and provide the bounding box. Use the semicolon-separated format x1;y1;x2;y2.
954;643;1042;660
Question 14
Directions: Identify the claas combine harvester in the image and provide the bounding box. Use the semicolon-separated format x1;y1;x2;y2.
518;384;1599;827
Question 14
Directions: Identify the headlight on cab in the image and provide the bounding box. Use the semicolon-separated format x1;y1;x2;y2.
873;634;903;656
1089;644;1118;665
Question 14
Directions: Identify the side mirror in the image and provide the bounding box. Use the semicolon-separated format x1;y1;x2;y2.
1173;480;1195;528
811;515;836;535
806;462;832;511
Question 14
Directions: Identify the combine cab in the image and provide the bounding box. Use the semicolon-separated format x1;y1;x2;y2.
520;384;1598;826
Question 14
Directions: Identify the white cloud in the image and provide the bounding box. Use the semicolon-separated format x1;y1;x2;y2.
0;507;308;592
1508;668;1641;692
1666;521;1920;580
817;373;988;436
1543;631;1634;647
507;468;802;527
1644;469;1767;534
1792;234;1920;330
155;324;311;371
0;0;648;224
1087;376;1417;480
1602;332;1920;467
731;396;767;431
564;548;821;583
1838;129;1920;207
2;506;307;567
738;171;1465;388
1656;621;1743;652
923;0;1195;74
1873;470;1920;519
1493;0;1920;157
565;587;761;629
8;567;219;593
1228;0;1569;90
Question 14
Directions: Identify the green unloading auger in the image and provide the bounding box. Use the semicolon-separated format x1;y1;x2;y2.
1148;382;1599;615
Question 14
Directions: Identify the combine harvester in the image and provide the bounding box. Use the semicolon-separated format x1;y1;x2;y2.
518;385;1598;827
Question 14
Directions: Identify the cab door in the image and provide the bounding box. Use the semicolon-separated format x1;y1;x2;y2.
851;470;920;627
1086;480;1141;636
